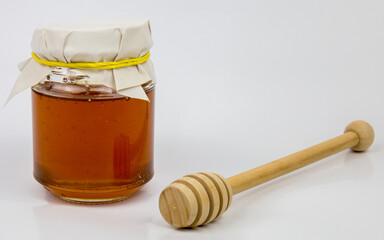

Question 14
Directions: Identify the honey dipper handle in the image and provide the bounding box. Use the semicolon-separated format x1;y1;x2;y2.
227;121;374;195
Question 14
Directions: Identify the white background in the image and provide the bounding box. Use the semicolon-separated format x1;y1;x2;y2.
0;0;383;239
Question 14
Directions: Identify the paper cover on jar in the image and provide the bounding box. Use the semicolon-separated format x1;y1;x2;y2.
7;19;156;104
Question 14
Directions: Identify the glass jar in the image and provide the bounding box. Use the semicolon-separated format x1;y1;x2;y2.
31;74;155;204
9;19;155;204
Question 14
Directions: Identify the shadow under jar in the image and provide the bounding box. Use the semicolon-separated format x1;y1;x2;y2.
31;81;155;204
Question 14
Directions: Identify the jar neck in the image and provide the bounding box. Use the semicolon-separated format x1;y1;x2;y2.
32;81;154;100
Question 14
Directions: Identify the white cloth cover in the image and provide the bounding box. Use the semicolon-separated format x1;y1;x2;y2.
7;19;155;103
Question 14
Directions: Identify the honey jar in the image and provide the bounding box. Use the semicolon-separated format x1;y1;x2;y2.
9;19;156;204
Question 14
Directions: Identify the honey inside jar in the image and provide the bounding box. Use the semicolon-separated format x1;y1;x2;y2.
31;81;154;203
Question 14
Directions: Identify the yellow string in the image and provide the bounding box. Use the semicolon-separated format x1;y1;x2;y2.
31;51;150;70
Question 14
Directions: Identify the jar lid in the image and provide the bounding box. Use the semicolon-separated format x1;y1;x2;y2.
7;19;155;103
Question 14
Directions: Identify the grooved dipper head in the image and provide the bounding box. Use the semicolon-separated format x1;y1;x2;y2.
159;172;233;228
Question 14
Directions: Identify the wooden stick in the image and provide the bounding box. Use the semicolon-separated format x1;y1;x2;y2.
228;131;358;194
159;120;374;228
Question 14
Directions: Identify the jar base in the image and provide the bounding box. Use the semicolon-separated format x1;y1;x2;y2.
51;193;133;204
43;185;141;204
35;177;144;204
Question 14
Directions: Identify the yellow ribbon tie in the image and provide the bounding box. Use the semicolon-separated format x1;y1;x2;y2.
31;51;150;70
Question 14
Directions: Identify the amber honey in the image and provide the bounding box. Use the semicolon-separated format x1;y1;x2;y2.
31;82;154;204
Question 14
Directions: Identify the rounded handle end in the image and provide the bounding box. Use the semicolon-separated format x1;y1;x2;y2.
345;120;375;152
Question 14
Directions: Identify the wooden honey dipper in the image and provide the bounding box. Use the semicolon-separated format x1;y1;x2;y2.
159;120;375;228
